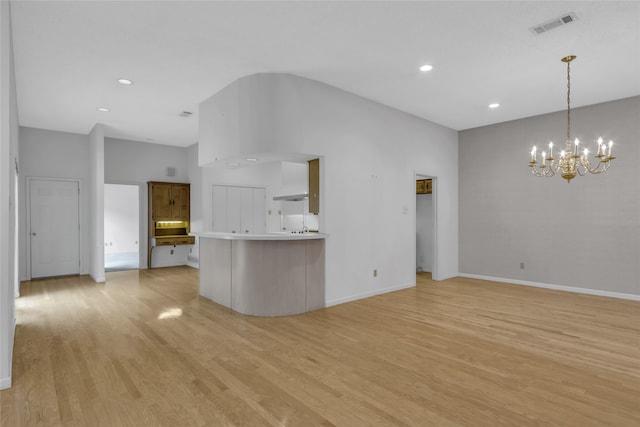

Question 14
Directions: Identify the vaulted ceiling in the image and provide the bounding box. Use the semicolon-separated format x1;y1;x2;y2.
9;1;640;147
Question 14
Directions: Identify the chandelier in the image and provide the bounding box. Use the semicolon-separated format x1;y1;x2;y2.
528;55;615;183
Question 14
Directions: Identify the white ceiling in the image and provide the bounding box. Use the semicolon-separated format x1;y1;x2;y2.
9;1;640;147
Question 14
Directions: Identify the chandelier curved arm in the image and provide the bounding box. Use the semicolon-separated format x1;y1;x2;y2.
530;163;556;177
580;156;614;175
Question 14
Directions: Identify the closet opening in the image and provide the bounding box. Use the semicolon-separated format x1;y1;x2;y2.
415;174;436;279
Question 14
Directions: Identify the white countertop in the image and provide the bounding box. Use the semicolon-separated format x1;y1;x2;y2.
193;231;327;241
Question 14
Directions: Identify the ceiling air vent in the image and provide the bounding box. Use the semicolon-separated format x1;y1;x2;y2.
179;111;193;117
530;13;578;35
166;167;176;177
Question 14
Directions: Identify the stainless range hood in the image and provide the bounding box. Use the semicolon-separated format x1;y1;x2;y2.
273;193;308;201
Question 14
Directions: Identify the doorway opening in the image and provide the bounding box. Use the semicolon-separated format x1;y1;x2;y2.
415;173;436;279
104;184;139;272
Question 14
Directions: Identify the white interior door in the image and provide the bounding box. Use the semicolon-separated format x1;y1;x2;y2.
30;179;80;278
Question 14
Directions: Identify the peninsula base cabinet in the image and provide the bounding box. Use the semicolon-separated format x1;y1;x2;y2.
198;233;326;316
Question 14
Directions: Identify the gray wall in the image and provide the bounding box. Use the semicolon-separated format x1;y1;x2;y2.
19;129;193;278
104;137;190;268
459;96;640;296
104;137;188;184
19;127;91;280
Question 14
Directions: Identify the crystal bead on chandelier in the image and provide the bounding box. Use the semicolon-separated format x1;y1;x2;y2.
528;55;615;183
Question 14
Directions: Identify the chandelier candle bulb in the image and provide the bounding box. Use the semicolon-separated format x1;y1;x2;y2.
574;138;580;156
542;152;546;166
548;142;553;158
531;146;537;162
596;138;604;156
608;140;613;157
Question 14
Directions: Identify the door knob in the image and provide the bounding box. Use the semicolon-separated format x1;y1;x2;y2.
32;232;37;236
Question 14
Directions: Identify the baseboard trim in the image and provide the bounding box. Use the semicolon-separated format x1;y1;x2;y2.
326;282;415;308
1;318;16;390
186;260;199;269
458;273;640;301
0;375;11;390
434;272;458;281
90;275;106;283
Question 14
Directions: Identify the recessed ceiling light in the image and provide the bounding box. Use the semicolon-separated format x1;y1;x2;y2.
419;64;433;72
118;78;133;85
489;103;500;109
227;162;240;167
245;158;258;162
97;107;110;112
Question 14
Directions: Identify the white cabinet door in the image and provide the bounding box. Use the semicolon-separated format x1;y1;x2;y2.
212;185;266;234
211;185;228;232
251;188;266;234
239;187;253;234
226;187;242;234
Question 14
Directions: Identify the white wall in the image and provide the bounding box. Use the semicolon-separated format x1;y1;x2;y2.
89;124;105;282
199;74;459;306
416;193;433;272
459;96;640;298
0;0;19;390
104;137;190;268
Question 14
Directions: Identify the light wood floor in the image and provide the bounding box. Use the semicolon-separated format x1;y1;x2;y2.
2;268;639;426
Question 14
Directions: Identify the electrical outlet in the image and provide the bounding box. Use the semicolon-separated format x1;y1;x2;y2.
170;249;174;255
373;269;378;278
520;262;525;269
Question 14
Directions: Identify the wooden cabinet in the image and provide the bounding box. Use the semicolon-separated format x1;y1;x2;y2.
308;158;320;214
149;182;190;220
148;181;194;268
416;179;432;194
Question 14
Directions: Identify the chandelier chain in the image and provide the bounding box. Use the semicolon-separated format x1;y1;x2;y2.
566;59;571;144
567;61;571;141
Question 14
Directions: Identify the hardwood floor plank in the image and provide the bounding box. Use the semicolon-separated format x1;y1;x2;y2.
2;269;639;426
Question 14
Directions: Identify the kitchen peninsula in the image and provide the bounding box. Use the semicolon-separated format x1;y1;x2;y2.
195;232;326;316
